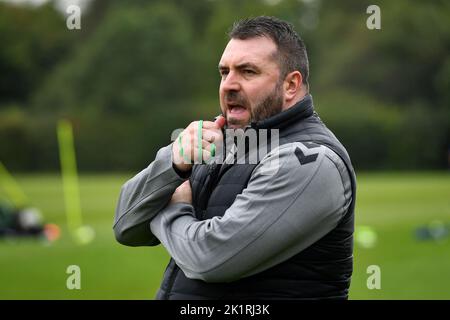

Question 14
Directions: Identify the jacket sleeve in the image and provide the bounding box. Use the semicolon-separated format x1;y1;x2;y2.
150;142;353;282
113;143;189;246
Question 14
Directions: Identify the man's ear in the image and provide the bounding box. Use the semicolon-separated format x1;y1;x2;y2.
283;71;303;102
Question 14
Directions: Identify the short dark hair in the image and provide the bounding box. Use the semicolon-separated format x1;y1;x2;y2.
228;16;309;88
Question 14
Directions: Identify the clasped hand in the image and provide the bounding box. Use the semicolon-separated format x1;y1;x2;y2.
172;116;226;172
170;116;226;204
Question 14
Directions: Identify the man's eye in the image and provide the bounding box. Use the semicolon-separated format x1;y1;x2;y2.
244;69;256;75
220;70;229;76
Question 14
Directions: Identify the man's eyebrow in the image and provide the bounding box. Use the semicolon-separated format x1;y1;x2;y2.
218;62;260;71
235;62;259;70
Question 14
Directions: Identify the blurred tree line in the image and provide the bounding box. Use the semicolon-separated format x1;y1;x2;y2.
0;0;449;172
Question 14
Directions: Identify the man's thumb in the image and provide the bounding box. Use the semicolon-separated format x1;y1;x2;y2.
214;115;226;128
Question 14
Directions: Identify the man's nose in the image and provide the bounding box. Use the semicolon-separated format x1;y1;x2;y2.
220;71;241;92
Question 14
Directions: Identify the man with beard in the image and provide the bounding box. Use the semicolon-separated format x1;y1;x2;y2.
114;16;356;300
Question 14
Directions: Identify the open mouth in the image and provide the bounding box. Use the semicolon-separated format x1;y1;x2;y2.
228;104;247;115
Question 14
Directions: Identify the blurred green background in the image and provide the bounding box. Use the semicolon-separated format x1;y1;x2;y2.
0;0;449;299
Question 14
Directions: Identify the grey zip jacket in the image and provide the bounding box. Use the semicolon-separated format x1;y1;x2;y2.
114;132;352;282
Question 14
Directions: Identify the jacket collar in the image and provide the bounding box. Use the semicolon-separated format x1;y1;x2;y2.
250;94;314;130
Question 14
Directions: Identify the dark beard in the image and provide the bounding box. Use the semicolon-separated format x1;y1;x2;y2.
250;81;284;123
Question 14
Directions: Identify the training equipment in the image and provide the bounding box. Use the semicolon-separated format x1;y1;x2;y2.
74;225;95;245
355;225;377;248
0;162;28;208
57;119;95;245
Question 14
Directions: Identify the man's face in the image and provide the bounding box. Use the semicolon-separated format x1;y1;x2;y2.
218;36;285;129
